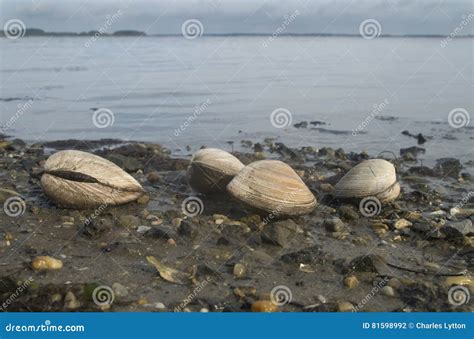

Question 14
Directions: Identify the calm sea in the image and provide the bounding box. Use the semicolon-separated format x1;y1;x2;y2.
0;36;472;166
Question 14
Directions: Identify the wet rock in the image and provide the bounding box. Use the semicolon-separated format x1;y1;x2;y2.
64;291;80;309
324;217;345;232
112;282;129;298
145;225;177;240
294;121;308;128
83;218;113;238
106;154;142;172
412;222;433;233
251;300;278;312
348;255;392;276
408;166;435;176
137;195;150;204
338;205;359;220
337;301;354;312
233;263;246;278
280;245;323;265
433;158;462;178
119;215;140;228
262;219;298;247
31;256;63;271
393;218;412;230
381;286;395;297
400;146;425;157
146;171;160;183
442;220;474;238
343;275;359;288
178;220;198;238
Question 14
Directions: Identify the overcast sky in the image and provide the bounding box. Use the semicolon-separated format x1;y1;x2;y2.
1;0;473;35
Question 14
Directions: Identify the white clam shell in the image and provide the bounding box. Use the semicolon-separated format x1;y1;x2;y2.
334;159;400;202
41;150;145;209
187;148;244;194
227;160;317;216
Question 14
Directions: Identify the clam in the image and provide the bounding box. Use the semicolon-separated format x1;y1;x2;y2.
333;159;400;202
227;160;317;216
41;150;145;209
187;148;244;194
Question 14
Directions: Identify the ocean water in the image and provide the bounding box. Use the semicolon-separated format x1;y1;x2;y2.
0;36;472;165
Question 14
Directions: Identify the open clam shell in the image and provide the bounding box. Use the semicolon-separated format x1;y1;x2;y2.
333;159;400;203
187;148;244;194
41;150;145;209
227;160;317;216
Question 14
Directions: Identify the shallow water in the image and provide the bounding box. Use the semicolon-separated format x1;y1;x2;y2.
0;36;472;165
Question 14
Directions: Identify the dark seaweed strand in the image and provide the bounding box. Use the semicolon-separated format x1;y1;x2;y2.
385;262;467;277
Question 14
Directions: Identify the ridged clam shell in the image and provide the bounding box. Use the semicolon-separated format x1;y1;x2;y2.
227;160;317;216
187;148;244;194
41;150;145;209
334;159;400;202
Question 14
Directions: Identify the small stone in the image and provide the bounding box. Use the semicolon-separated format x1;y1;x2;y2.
337;301;354;312
200;308;209;312
381;286;395;297
112;283;129;298
215;219;225;225
233;263;246;278
343;275;359;289
64;291;80;309
393;218;412;230
442;220;474;238
372;223;389;235
324;217;345;232
167;238;176;246
178;220;198;238
119;215;140;228
172;218;183;227
154;302;166;309
444;276;473;289
261;219;298;247
338;205;359;220
31;256;63;271
405;211;422;222
234;286;257;298
137;298;147;305
50;293;62;303
146;171;161;183
388;278;401;289
137;195;150;204
137;225;152;234
251;300;278;312
320;183;334;193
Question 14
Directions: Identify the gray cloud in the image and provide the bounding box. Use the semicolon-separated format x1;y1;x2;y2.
1;0;472;35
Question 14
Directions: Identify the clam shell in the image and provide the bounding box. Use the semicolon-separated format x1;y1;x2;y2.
333;159;399;202
41;150;145;209
187;148;244;194
227;160;317;216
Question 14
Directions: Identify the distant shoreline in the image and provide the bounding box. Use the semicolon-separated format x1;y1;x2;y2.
0;28;472;38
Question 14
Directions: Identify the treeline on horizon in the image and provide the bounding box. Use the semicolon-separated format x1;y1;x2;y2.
0;28;473;38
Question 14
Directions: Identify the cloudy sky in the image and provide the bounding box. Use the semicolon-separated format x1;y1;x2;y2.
1;0;473;35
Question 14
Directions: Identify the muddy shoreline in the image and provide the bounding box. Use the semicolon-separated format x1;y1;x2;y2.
0;135;472;312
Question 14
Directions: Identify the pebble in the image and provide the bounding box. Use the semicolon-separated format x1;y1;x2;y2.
233;263;246;278
337;301;354;312
146;171;160;183
31;256;63;271
64;291;80;309
112;282;129;298
137;195;150;204
393;218;412;230
343;275;359;288
320;183;334;193
137;225;152;234
338;205;359;220
372;223;389;235
444;276;473;289
381;286;395;297
151;219;163;226
251;300;278;312
324;217;345;232
119;215;140;228
261;219;298;247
